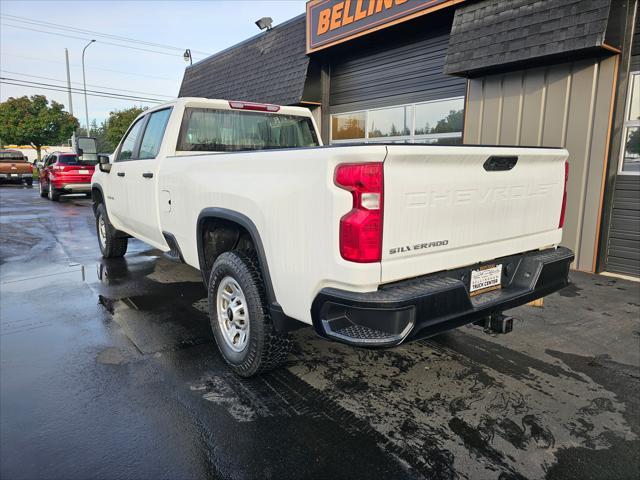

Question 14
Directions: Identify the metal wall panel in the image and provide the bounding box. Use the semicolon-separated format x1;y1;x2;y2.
330;31;467;114
464;56;618;272
605;175;640;276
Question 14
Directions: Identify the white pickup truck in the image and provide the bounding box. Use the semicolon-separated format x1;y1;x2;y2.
92;98;574;377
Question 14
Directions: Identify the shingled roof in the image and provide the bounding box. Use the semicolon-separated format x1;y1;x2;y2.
445;0;615;76
178;15;309;105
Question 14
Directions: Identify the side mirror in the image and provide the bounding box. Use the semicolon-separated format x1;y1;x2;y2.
98;154;111;173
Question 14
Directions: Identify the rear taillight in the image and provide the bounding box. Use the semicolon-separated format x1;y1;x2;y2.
335;163;384;263
559;160;569;228
229;100;280;112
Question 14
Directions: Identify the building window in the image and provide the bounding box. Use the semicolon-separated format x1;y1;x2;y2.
620;72;640;175
331;112;366;140
368;106;411;138
330;97;464;145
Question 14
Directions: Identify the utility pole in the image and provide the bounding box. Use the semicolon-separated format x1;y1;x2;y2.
65;48;77;148
82;39;96;136
64;48;73;116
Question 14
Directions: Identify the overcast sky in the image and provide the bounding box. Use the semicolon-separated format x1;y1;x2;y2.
0;0;306;125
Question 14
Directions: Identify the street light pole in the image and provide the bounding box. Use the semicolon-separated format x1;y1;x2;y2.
82;39;96;136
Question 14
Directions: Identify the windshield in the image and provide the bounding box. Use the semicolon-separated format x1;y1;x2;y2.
0;151;27;162
58;154;98;166
177;108;319;152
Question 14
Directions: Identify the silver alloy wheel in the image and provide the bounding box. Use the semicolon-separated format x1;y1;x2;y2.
98;214;107;249
39;180;43;195
216;276;250;352
47;183;53;200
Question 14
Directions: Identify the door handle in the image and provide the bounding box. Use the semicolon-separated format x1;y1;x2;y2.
142;172;154;179
117;172;125;177
483;156;518;171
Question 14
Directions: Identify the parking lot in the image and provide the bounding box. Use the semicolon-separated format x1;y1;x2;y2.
0;185;639;480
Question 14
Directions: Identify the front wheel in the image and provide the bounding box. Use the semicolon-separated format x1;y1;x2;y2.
39;179;47;197
96;203;128;258
208;251;291;377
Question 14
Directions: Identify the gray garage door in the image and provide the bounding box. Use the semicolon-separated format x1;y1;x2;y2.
604;175;640;276
329;23;466;114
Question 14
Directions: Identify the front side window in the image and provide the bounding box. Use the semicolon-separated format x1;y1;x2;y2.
117;118;144;161
620;72;640;174
139;109;172;159
177;108;319;152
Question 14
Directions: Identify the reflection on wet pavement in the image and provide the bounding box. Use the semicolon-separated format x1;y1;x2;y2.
1;186;639;480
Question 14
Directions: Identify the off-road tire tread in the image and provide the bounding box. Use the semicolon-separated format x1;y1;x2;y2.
208;250;291;377
96;203;128;258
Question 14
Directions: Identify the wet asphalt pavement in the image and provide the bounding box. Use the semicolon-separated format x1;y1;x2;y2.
1;185;639;480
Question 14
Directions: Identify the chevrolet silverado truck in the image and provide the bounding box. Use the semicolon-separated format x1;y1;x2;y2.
91;98;574;377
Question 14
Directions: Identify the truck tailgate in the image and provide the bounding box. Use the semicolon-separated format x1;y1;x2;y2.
381;145;568;283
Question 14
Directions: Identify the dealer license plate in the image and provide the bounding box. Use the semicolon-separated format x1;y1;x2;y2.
470;264;502;296
79;169;89;174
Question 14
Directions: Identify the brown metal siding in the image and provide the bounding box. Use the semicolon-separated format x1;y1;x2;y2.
464;56;618;272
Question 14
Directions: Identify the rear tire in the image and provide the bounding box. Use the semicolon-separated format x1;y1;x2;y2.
24;178;33;187
48;183;60;202
96;203;128;258
208;251;291;377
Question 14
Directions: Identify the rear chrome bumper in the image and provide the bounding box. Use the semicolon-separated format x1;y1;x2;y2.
0;173;32;179
311;246;575;347
59;183;91;192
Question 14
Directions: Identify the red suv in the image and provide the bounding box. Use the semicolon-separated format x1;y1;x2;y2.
39;152;96;201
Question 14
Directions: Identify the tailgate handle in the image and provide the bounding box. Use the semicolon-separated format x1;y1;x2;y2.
484;156;518;171
117;172;125;177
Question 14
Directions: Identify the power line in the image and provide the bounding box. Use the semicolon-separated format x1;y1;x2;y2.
1;13;211;56
1;52;178;81
1;77;170;102
0;80;165;104
1;22;184;57
1;70;175;99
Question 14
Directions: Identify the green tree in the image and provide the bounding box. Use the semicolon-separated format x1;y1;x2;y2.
432;109;464;134
626;127;640;156
105;106;146;148
0;95;78;159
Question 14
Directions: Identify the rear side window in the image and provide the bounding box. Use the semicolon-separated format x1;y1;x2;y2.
117;118;144;161
177;108;319;152
139;109;171;159
0;151;26;162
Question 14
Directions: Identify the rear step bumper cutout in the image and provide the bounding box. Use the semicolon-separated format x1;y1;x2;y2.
311;246;574;347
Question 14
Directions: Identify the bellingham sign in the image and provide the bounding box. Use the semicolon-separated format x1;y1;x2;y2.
306;0;466;53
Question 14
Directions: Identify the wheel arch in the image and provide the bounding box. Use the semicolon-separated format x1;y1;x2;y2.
91;183;104;214
196;208;302;333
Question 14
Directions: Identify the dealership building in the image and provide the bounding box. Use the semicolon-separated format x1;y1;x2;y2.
179;0;640;278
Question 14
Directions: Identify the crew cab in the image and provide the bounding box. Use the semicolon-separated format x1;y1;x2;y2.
0;149;33;186
91;98;574;377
